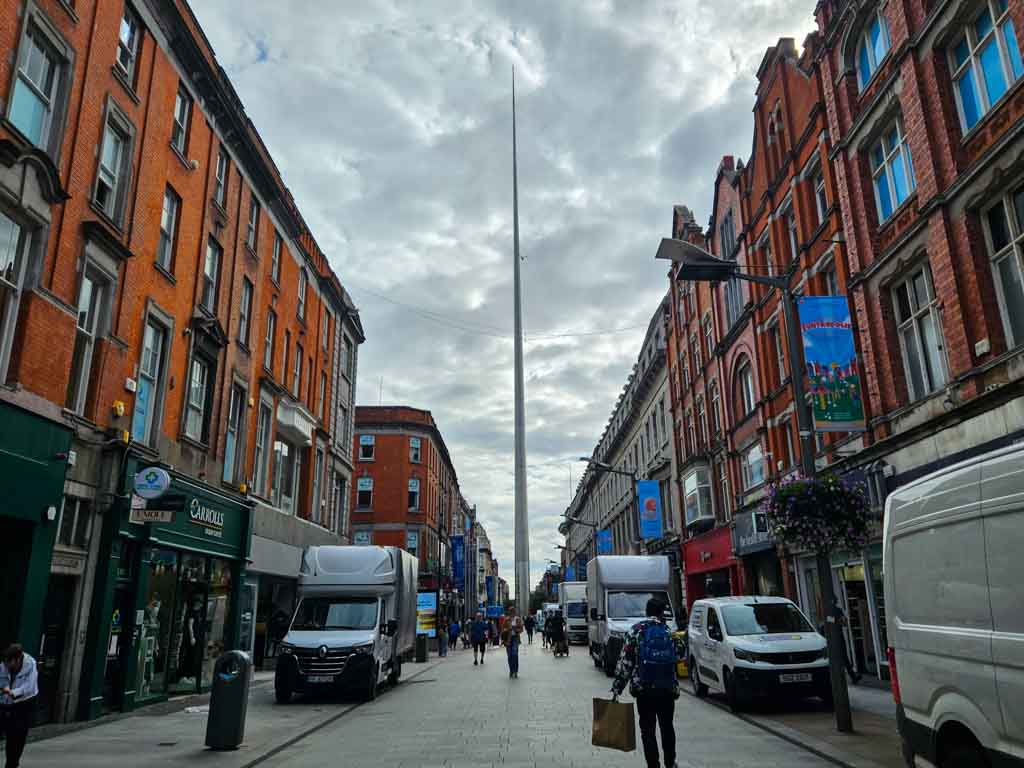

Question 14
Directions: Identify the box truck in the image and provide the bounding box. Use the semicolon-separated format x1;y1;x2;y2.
559;582;588;644
275;545;417;703
587;555;676;676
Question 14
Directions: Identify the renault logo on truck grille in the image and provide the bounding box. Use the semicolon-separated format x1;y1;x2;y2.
318;645;328;659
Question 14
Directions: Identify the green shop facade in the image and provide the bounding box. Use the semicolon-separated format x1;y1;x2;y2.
78;457;254;720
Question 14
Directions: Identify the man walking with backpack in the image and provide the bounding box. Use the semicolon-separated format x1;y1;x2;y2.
611;598;684;768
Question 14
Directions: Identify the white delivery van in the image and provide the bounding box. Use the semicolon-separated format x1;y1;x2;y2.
884;444;1024;768
687;596;828;711
275;545;417;703
559;582;588;644
587;556;676;676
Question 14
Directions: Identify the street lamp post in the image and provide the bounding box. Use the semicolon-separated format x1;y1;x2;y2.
578;457;642;554
656;237;853;733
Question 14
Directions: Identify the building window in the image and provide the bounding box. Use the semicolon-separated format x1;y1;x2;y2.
814;168;829;224
736;360;756;418
769;322;786;385
410;436;422;463
741;442;766;490
703;313;714;358
184;356;211;442
131;318;167;445
406;530;419;556
822;262;840;296
238;277;253;347
683;468;713;527
710;380;722;435
857;9;891;90
686;409;696;455
893;265;947;401
690;333;701;370
157;186;180;271
343;336;355;378
0;211;30;383
246;196;259;250
408;478;421;510
283;330;291;387
658;398;667;443
357;477;373;508
312;447;325;524
263;309;276;371
950;1;1024;133
271;231;282;283
9;23;64;150
270;438;301;514
253;400;272;496
322;311;331;352
66;267;109;413
292;342;302;398
318;371;327;420
719;209;737;256
222;383;245;485
297;269;307;320
717;461;731;521
201;237;221;312
171;84;191;154
785;203;799;262
696;396;708;448
94;111;131;223
871;118;916;222
985;184;1024;346
58;497;92;549
334;475;347;534
214;147;228;207
340;403;350;451
115;4;142;84
359;434;375;461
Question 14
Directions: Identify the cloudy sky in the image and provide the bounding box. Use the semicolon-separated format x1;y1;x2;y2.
194;0;818;594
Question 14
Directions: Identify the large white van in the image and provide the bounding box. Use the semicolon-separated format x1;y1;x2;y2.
884;444;1024;768
687;596;829;711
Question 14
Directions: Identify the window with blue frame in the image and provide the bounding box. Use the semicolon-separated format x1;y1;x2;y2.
950;0;1024;133
857;9;891;91
870;118;916;222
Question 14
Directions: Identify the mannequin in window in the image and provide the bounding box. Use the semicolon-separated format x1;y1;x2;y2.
175;595;202;684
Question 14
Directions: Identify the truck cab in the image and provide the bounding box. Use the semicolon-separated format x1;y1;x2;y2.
559;582;588;644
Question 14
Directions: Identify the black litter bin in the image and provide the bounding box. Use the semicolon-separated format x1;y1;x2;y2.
415;633;429;662
205;650;252;750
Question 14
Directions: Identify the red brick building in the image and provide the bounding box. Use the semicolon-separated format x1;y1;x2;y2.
0;0;362;721
351;406;473;612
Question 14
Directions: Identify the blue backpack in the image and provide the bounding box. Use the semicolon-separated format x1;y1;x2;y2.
638;622;677;689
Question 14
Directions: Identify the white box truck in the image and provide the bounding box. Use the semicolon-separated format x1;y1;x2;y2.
588;555;677;676
559;582;588;644
275;545;417;703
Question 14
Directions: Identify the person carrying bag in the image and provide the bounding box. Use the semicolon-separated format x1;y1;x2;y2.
592;694;637;752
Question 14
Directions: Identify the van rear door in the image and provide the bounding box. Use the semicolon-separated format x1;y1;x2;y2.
981;450;1024;750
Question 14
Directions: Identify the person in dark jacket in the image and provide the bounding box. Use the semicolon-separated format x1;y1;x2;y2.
524;614;536;644
469;612;489;665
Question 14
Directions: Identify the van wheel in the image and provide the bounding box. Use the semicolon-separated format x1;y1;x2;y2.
724;669;744;712
690;658;708;698
388;658;402;686
365;664;379;701
274;679;292;704
941;743;988;768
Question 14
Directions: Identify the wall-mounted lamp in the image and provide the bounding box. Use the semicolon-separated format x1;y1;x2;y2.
45;505;58;523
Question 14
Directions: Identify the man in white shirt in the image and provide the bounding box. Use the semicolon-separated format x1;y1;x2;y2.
1;644;38;768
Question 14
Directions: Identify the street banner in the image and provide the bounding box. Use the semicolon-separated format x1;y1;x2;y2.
566;565;575;582
486;605;503;618
637;480;664;540
597;529;613;554
553;582;559;598
485;575;495;604
798;295;866;432
577;555;588;576
417;591;438;638
451;535;465;585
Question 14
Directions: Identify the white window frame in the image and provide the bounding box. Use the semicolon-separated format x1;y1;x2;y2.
201;237;221;312
814;167;829;224
0;210;31;384
410;436;422;463
66;266;109;414
318;370;327;420
741;441;766;490
246;195;259;250
737;361;756;417
322;310;331;352
8;20;65;152
718;461;731;521
263;309;276;371
57;496;92;550
949;0;1024;133
271;231;282;283
214;147;228;207
984;184;1024;348
94;106;133;224
357;476;373;508
870;118;916;223
710;380;722;435
270;437;300;514
856;8;892;91
157;185;179;271
253;398;272;496
359;434;375;461
222;382;245;485
297;269;307;320
184;355;210;442
238;276;253;346
131;316;168;445
696;395;708;448
408;478;421;511
783;199;798;262
115;3;142;83
312;447;325;524
690;332;701;370
892;264;948;401
292;342;302;398
171;84;191;154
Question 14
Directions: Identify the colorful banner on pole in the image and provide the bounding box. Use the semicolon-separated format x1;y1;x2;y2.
565;565;575;582
637;480;664;540
451;535;465;586
797;296;866;432
485;575;495;604
597;529;613;554
416;591;438;638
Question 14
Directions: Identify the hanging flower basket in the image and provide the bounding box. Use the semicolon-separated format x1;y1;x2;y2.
761;474;871;554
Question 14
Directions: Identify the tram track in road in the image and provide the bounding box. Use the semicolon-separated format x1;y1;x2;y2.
238;661;439;768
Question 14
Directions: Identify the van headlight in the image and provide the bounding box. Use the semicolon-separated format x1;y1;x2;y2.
609;630;625;640
352;643;374;655
733;648;760;662
279;643;294;654
816;647;828;660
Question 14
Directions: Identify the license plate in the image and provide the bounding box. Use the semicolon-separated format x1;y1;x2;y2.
779;673;813;683
307;675;334;684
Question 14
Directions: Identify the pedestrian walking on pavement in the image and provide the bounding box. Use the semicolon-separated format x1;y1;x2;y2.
449;619;460;651
470;612;489;665
501;608;525;678
524;614;536;644
1;644;39;768
611;598;684;768
438;618;449;657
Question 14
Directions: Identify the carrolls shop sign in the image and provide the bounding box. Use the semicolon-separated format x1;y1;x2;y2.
189;498;224;539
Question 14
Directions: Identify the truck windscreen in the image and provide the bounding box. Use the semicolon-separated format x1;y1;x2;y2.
292;597;379;630
607;591;671;619
566;602;587;618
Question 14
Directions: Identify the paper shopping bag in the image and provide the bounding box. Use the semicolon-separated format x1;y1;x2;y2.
592;697;636;752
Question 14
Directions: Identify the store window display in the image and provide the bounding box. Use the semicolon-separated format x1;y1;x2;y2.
168;554;206;693
136;548;178;702
202;558;233;687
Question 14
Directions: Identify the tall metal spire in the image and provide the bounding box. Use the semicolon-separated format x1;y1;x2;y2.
512;68;531;613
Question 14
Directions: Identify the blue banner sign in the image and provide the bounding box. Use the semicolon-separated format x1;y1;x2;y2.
486;605;503;618
637;480;664;540
451;535;465;585
565;565;575;582
597;529;613;554
798;295;866;432
485;575;495;604
552;582;559;598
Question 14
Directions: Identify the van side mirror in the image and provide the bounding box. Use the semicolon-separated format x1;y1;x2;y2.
386;619;398;636
709;626;722;642
590;608;598;621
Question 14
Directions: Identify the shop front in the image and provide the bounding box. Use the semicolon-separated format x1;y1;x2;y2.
78;461;252;720
0;402;72;656
681;525;741;611
733;509;783;597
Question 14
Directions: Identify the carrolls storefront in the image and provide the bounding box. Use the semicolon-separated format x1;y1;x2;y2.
78;462;253;720
681;525;740;610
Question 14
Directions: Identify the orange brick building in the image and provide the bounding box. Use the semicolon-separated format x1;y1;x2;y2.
0;0;362;721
